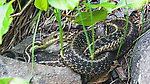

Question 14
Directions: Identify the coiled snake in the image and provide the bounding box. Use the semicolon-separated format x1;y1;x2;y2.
25;18;139;83
59;18;138;83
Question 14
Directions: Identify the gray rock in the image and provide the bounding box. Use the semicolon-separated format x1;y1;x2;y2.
11;33;46;54
131;31;150;84
0;56;81;84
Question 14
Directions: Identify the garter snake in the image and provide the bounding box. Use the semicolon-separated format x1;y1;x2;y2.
25;18;139;83
24;32;60;63
59;18;138;83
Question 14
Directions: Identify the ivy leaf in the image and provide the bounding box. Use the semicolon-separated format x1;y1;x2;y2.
116;0;147;10
73;9;107;26
0;0;6;5
34;0;48;11
0;0;14;44
48;0;79;10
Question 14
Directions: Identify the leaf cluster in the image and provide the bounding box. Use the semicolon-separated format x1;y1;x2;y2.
0;0;148;44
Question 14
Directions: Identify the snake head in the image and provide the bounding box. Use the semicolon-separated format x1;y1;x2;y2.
40;32;61;49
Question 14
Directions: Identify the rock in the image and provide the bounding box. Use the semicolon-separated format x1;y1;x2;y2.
0;56;81;84
131;31;150;84
11;33;48;54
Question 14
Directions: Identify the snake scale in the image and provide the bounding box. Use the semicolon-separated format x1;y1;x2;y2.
24;18;138;83
58;18;138;83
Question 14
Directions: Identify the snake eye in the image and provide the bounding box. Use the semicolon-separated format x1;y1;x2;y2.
53;35;58;38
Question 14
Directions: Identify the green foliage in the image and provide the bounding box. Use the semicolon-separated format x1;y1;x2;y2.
0;0;14;44
34;0;48;11
0;77;29;84
116;0;147;10
10;77;29;84
83;1;116;12
55;9;64;55
100;0;109;3
0;0;6;5
48;0;79;10
0;77;13;84
98;2;116;12
116;0;129;59
74;0;148;26
17;0;21;10
76;5;93;59
77;1;116;26
30;10;42;80
73;9;107;26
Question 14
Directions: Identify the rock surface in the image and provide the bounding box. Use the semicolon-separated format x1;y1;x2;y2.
0;56;81;84
131;31;150;84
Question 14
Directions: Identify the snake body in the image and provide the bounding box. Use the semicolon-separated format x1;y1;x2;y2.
59;18;139;83
23;18;138;83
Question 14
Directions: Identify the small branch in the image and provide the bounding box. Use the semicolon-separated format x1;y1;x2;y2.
49;8;76;17
61;13;76;17
10;0;33;17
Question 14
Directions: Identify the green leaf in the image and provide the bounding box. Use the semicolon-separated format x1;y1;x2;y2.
0;77;29;84
0;0;14;44
99;2;116;8
73;9;107;26
116;0;147;10
0;0;6;5
98;2;116;12
48;0;79;10
83;1;116;13
0;77;13;84
34;0;48;11
100;0;109;3
9;77;29;84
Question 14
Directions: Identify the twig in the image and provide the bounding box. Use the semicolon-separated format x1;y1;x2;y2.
49;8;76;17
10;0;33;17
